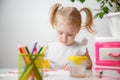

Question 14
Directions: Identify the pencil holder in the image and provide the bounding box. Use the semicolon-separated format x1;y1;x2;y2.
18;54;43;80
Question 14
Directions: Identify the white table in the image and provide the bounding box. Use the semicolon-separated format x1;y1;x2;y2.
44;69;93;80
0;69;93;80
1;69;120;80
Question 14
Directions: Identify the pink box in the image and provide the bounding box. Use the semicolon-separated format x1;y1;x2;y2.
94;37;120;78
95;37;120;67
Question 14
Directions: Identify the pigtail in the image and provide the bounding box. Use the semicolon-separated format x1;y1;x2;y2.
49;3;62;27
80;8;95;33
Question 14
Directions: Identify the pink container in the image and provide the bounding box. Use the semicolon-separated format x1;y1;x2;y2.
95;37;120;67
94;37;120;78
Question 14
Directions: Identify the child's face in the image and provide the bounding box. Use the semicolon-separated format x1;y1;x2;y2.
55;22;79;46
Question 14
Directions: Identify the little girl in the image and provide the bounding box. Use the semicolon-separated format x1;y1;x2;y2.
44;3;95;70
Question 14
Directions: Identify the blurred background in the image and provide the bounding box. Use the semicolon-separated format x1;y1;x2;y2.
0;0;112;68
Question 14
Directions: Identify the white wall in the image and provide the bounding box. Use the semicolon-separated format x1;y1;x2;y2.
0;0;112;68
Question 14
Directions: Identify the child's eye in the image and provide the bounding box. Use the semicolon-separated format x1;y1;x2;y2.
58;32;63;35
67;34;73;36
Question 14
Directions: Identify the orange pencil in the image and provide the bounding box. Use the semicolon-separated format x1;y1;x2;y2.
19;46;31;65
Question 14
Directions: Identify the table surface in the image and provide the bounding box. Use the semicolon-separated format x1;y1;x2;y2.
0;69;120;80
0;68;94;80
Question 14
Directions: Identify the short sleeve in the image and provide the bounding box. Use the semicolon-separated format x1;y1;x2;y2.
80;37;88;55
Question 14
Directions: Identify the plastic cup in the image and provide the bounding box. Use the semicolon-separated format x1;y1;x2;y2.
68;56;87;78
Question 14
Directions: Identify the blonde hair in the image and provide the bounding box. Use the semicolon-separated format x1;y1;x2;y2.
49;3;94;33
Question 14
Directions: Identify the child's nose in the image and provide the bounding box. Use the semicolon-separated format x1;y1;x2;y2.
62;35;67;42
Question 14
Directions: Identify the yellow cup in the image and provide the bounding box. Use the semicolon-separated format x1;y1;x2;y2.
68;56;87;78
43;59;50;69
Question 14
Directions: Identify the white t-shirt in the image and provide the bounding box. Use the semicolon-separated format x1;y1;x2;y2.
44;37;88;69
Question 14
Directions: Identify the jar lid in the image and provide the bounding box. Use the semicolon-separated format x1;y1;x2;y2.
68;56;87;65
